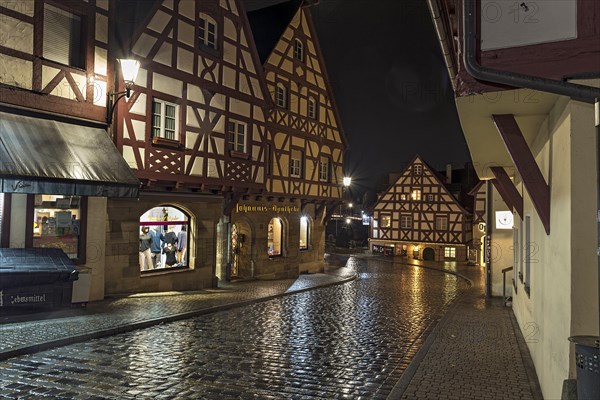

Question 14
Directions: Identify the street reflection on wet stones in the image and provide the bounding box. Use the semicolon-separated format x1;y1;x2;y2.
0;257;468;399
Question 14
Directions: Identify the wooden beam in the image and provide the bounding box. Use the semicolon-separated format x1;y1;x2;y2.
492;114;550;234
490;167;524;220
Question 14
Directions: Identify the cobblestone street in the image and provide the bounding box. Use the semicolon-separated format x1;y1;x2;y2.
0;257;467;399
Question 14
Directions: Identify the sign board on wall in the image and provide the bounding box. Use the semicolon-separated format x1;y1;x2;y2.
495;211;514;229
481;0;577;51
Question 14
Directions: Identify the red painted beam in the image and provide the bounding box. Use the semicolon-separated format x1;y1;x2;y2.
492;114;550;234
490;167;524;220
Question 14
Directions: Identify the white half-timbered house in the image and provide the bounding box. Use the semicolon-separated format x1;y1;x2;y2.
0;0;139;302
370;155;473;262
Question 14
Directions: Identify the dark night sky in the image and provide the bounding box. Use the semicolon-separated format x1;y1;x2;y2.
247;0;472;194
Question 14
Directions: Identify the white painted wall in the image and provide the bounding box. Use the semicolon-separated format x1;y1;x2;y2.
512;97;599;399
489;185;513;296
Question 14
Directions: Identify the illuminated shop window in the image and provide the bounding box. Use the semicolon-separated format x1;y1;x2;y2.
33;195;82;259
139;206;190;272
444;247;456;258
268;217;283;257
299;216;310;250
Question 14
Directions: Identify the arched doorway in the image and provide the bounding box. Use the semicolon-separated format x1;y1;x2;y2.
423;247;435;261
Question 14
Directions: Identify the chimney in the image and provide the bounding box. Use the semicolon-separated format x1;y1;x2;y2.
446;164;452;184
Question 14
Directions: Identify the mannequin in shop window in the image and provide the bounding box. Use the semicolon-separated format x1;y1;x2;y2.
176;225;187;264
163;243;177;267
139;226;153;271
148;226;162;268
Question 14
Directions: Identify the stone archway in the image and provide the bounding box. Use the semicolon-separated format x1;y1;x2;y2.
423;247;435;261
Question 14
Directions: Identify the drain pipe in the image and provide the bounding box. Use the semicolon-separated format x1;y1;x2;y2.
426;0;458;91
463;0;600;104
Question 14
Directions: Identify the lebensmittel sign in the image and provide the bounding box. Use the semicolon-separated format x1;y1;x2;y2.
0;291;52;307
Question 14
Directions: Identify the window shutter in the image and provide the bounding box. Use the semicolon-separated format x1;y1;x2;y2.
43;4;84;68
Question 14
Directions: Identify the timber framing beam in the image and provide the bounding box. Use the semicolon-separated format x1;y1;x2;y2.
492;114;550;234
490;167;524;220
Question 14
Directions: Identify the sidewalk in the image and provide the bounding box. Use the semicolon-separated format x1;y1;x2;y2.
385;258;543;400
0;259;356;361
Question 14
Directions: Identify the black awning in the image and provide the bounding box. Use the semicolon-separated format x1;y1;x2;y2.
0;111;140;197
0;248;78;289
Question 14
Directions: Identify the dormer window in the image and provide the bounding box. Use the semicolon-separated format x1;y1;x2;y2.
276;83;288;108
294;39;304;61
198;13;217;50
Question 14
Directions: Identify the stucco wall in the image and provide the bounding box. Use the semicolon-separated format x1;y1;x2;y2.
511;97;598;399
489;185;514;297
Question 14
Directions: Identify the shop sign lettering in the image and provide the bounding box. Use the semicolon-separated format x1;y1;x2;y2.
235;204;300;214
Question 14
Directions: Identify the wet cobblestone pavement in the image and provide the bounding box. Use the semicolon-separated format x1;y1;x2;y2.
0;257;467;399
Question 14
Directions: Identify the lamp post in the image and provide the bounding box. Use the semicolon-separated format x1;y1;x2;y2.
107;59;140;124
336;176;352;241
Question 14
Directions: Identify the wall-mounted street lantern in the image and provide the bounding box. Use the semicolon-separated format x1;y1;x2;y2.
343;176;352;187
107;59;140;124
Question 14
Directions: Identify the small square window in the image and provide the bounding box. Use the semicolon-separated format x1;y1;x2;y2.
380;215;391;228
413;164;422;175
401;215;412;229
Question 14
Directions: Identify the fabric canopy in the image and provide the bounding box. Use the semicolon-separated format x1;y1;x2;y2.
0;111;139;197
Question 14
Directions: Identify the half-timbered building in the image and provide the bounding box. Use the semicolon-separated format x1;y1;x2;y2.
427;1;599;396
230;1;347;279
105;0;273;294
0;0;139;302
370;155;473;262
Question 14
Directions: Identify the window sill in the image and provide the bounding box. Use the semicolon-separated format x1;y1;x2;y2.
229;150;249;160
140;265;191;276
152;137;182;150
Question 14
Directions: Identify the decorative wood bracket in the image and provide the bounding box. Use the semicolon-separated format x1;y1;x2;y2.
492;114;550;234
490;167;524;220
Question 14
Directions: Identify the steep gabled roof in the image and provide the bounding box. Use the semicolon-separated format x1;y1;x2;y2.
246;0;303;64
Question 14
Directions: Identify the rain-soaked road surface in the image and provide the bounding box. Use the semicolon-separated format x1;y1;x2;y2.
0;256;468;399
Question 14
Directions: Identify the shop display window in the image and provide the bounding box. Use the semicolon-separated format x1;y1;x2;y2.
33;195;81;259
268;217;283;257
139;206;190;272
299;216;310;250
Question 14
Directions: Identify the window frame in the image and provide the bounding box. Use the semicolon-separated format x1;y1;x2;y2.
293;38;304;61
290;149;303;178
227;119;247;154
299;215;310;251
43;3;87;70
380;215;391;228
151;98;180;142
436;216;448;230
427;194;435;202
139;205;191;273
318;157;330;182
198;13;218;50
308;96;317;119
444;247;456;258
400;215;412;229
413;164;422;175
27;194;88;265
268;217;284;257
276;83;288;109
